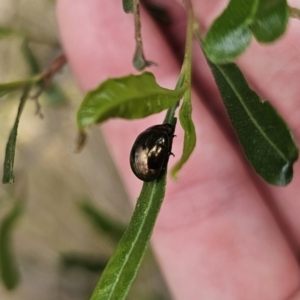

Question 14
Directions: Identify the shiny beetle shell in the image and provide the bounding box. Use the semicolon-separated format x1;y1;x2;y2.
130;124;175;182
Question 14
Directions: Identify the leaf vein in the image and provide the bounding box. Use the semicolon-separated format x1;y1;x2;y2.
216;64;288;162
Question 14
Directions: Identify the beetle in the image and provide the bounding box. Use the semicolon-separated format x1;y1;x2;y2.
130;123;175;182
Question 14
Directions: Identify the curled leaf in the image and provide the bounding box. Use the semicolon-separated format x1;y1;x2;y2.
2;86;31;184
171;89;196;179
77;72;185;131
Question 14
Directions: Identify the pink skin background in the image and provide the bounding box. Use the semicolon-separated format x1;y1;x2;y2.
57;0;300;299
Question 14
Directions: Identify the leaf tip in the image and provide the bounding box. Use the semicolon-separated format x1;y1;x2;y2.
276;161;295;186
170;167;179;181
74;131;87;153
2;171;15;185
122;0;134;13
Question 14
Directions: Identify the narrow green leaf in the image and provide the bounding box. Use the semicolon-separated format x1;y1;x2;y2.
208;61;298;186
251;0;289;42
203;0;289;63
122;0;134;13
77;72;185;131
0;201;23;290
2;86;31;184
21;39;41;74
171;9;196;179
78;201;125;242
0;27;22;40
90;173;167;300
60;253;107;273
171;89;196;179
203;0;252;63
0;81;30;99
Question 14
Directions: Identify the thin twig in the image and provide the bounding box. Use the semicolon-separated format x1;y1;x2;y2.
132;0;156;70
30;54;67;118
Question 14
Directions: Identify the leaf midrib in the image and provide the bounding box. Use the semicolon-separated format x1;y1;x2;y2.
91;93;177;123
106;184;157;299
216;64;288;162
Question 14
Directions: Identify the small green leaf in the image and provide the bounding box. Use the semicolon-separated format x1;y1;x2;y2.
251;0;289;42
203;0;252;63
208;61;298;186
21;39;41;74
78;201;125;242
122;0;134;13
90;172;167;300
77;72;185;131
171;89;196;179
171;8;195;179
60;253;107;273
203;0;289;63
0;201;24;290
2;86;31;184
0;27;22;40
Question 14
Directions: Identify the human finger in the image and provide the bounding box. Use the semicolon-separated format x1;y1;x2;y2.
57;1;300;299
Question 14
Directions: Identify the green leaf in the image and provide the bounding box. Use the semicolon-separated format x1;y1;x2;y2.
122;0;134;13
78;201;125;242
208;61;298;186
21;39;41;75
0;27;22;40
0;201;24;290
0;81;29;99
171;89;196;179
77;72;185;131
2;86;31;184
203;0;252;63
170;8;195;179
60;253;107;273
90;173;167;300
251;0;289;42
203;0;288;63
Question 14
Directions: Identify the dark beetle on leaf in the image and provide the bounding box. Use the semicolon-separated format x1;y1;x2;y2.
130;124;175;182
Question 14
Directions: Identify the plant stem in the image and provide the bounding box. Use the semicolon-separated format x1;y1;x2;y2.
183;2;194;87
1;54;67;96
132;0;155;70
163;3;194;125
163;70;185;125
34;54;67;91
